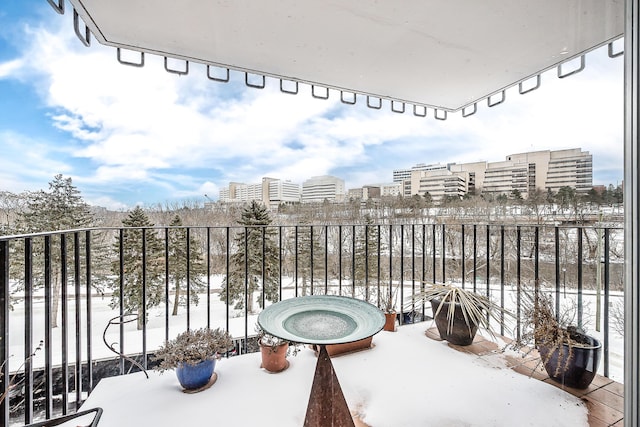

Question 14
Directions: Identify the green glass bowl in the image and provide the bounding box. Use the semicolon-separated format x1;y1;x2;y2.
258;295;385;345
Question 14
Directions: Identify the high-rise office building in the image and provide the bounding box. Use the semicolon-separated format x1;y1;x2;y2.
301;175;345;202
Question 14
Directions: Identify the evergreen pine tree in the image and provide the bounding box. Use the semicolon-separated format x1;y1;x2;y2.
354;215;380;301
109;206;165;329
167;215;207;316
220;201;279;312
16;174;98;327
295;218;325;296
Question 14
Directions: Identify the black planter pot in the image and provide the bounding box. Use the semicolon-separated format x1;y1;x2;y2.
430;299;478;346
538;331;601;389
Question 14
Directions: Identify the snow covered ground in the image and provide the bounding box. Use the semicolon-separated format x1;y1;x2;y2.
73;322;589;427
6;276;624;385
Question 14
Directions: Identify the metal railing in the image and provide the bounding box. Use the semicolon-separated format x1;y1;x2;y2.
0;223;623;425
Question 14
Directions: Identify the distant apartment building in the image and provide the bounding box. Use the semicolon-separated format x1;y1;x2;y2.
347;188;364;200
267;178;301;204
347;182;402;200
301;175;345;203
483;148;593;197
398;148;592;201
379;182;402;197
219;182;250;202
481;160;535;197
219;178;301;208
393;163;448;184
408;168;470;201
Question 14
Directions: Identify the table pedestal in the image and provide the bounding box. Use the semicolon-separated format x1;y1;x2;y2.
303;345;355;427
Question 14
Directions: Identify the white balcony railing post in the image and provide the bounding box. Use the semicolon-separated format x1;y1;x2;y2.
623;0;640;424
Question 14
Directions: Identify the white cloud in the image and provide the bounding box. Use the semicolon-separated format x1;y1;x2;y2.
0;131;73;190
0;59;23;78
2;9;625;206
85;195;128;211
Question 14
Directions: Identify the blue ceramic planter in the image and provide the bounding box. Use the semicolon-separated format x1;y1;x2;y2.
539;332;602;389
175;359;215;390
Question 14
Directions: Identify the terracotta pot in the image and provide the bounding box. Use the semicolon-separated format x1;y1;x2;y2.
538;331;601;389
383;312;397;331
430;299;478;346
260;341;289;373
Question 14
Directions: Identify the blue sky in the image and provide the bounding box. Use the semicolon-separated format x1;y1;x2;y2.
0;1;625;210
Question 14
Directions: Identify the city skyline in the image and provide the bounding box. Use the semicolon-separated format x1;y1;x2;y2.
0;2;625;210
220;147;595;201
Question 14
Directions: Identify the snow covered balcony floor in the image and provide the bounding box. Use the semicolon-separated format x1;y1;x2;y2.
424;327;624;427
74;323;623;427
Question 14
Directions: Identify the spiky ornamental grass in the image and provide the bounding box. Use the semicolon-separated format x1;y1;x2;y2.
0;340;43;404
153;328;233;373
405;283;512;340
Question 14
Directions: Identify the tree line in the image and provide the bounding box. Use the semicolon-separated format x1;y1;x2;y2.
1;175;624;330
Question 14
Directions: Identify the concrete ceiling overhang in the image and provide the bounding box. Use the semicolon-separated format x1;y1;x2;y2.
62;0;624;115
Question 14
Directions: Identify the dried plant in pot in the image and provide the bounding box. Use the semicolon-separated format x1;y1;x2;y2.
511;289;601;389
256;326;299;373
378;285;399;332
153;327;233;391
407;283;511;346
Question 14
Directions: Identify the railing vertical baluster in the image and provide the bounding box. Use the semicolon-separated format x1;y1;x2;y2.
321;226;326;294
442;224;446;283
119;230;125;374
555;227;561;321
577;227;583;329
486;225;490;301
206;227;211;328
411;224;415;314
279;226;283;300
243;228;248;353
141;229;147;368
225;227;230;342
365;224;370;301
461;224;465;289
186;227;191;328
604;227;610;377
60;234;69;415
24;237;33;424
377;225;381;306
534;226;540;341
534;226;539;295
432;224;436;283
310;226;314;296
338;225;342;295
164;228;169;342
85;230;93;392
73;232;82;410
0;240;9;426
295;226;299;297
352;225;356;297
45;235;54;415
262;227;266;304
500;225;505;336
421;224;426;319
516;226;521;341
389;224;393;305
473;225;477;293
400;224;404;323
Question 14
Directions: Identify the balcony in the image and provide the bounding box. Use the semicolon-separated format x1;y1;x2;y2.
0;221;624;426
